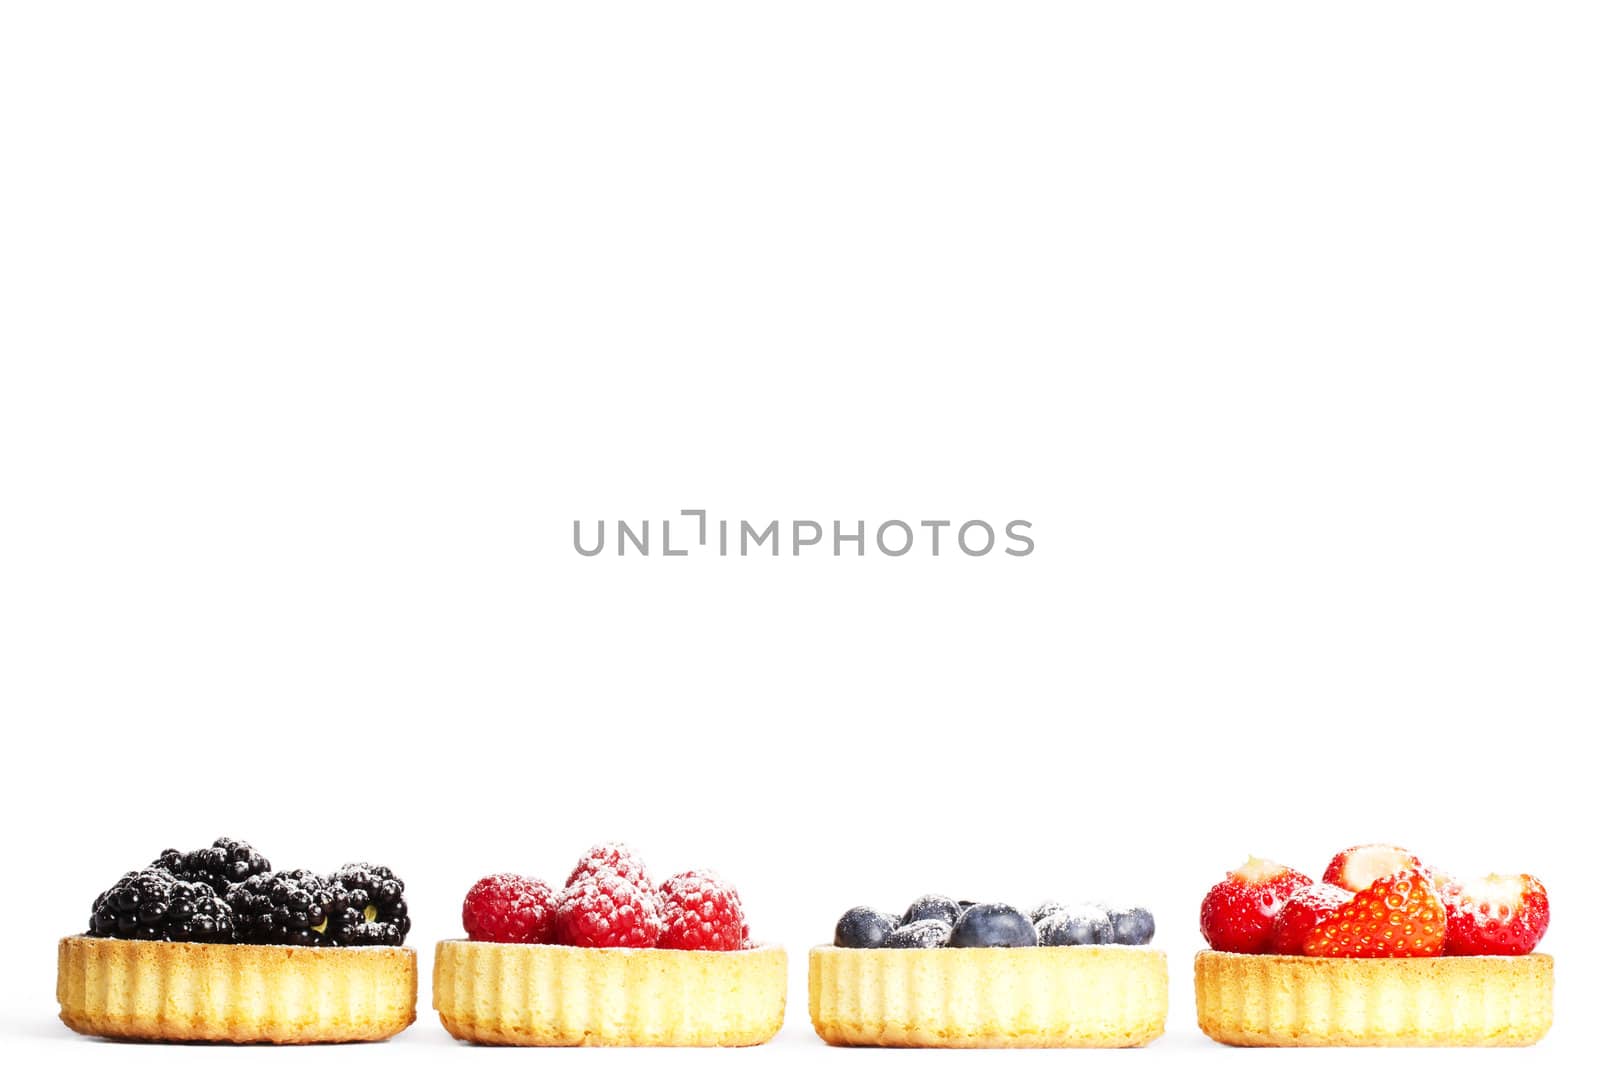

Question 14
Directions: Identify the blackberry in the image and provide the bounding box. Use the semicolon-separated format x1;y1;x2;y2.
227;869;335;946
153;837;271;894
326;863;409;946
88;869;233;943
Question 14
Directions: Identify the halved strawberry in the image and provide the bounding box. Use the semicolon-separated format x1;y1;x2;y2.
1304;868;1446;958
1439;873;1550;956
1267;882;1352;955
1200;856;1313;954
1322;843;1425;893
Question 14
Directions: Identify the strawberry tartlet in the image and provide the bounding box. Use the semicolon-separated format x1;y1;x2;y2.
433;843;784;1046
1194;844;1553;1047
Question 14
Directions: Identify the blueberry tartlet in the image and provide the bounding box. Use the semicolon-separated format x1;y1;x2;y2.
1195;845;1553;1047
58;837;416;1043
434;842;785;1046
811;894;1167;1047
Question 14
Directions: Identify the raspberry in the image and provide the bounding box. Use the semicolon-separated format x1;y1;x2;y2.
555;875;662;948
566;842;652;892
657;871;745;951
463;874;557;943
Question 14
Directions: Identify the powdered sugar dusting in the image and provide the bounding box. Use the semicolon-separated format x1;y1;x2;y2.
566;842;653;891
658;870;745;950
555;872;663;948
477;843;755;950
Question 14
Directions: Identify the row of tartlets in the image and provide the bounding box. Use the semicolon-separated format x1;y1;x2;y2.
58;837;1552;1048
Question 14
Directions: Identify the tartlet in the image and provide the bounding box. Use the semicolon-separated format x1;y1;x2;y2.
811;896;1167;1047
1195;844;1554;1048
439;844;786;1046
59;837;417;1044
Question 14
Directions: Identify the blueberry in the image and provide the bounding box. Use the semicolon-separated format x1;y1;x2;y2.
902;894;963;928
1037;904;1113;946
882;919;952;948
1107;906;1155;945
948;903;1037;948
1031;900;1065;925
834;906;899;949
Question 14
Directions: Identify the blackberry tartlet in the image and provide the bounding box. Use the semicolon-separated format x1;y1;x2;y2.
811;894;1167;1047
434;842;786;1046
58;836;417;1044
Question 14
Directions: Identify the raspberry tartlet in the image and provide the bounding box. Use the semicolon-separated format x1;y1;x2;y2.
1194;845;1553;1047
811;894;1167;1047
57;837;416;1043
434;843;785;1046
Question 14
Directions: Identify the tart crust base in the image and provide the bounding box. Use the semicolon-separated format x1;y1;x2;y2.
1194;950;1553;1047
809;945;1168;1048
57;936;417;1044
432;940;787;1046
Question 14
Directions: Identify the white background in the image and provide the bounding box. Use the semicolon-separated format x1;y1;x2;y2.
2;1;1596;1063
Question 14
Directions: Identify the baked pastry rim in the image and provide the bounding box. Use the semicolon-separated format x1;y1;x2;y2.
808;942;1169;1048
1193;947;1554;1048
432;938;788;1047
57;935;418;1044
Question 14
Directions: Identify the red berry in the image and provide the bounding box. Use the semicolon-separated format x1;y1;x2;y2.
462;874;557;943
1200;856;1313;953
1304;868;1446;958
1322;843;1426;893
555;874;663;948
566;842;653;892
1439;873;1550;956
1267;882;1353;955
657;870;745;951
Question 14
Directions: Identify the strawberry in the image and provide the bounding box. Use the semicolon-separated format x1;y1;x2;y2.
1322;843;1425;893
1267;882;1353;955
1304;868;1446;957
1439;873;1550;956
1200;856;1313;954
